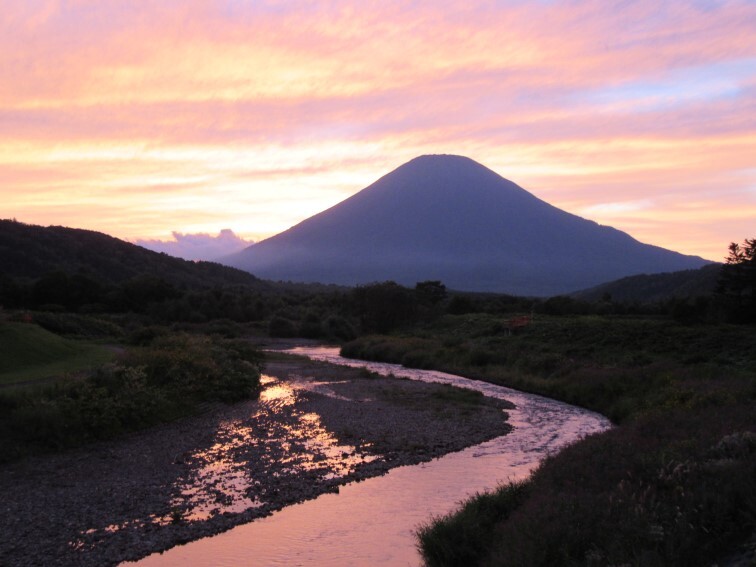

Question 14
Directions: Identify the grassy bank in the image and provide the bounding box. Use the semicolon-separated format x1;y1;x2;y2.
0;330;262;462
0;322;114;385
342;315;756;422
342;314;756;565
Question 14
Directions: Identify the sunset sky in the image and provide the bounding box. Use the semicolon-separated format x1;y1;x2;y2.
2;1;755;262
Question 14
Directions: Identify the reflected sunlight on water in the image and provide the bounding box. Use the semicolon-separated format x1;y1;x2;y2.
83;373;381;553
133;347;611;567
166;374;381;523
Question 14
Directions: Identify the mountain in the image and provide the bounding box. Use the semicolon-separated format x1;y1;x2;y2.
223;155;710;296
0;219;266;290
571;264;722;303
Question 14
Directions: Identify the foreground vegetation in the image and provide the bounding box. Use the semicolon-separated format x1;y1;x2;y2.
0;331;262;462
343;315;756;422
0;322;114;385
343;316;756;565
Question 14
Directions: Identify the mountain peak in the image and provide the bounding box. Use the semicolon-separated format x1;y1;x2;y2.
360;154;529;207
224;155;709;295
406;153;478;164
394;154;499;178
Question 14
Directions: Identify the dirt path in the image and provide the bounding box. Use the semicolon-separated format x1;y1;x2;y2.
0;351;511;567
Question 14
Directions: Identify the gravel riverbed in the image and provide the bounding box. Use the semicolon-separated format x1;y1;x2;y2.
0;351;512;566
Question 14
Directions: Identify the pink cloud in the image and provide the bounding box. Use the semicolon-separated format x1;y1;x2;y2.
135;229;254;261
1;0;755;263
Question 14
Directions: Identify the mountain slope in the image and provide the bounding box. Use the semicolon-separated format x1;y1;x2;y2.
224;155;710;296
0;219;266;289
571;264;722;303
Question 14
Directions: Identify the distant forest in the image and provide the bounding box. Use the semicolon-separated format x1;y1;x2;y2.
1;220;754;330
0;219;264;287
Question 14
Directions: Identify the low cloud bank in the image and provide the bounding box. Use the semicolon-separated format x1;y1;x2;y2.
136;229;254;261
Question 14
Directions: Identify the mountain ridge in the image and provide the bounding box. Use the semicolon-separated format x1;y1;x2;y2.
224;155;709;296
0;219;266;290
570;264;722;303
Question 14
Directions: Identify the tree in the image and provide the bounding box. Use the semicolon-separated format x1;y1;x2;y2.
718;238;756;322
350;281;417;333
32;271;73;308
415;280;447;306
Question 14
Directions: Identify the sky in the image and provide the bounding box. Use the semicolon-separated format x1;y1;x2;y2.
2;1;755;262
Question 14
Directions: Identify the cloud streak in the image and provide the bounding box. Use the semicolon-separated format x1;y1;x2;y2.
2;1;755;260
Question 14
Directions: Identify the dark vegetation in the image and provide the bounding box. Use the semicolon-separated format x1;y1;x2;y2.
345;317;756;564
345;239;756;566
0;220;742;344
571;263;721;303
0;219;355;341
718;237;756;323
417;482;531;566
342;316;756;422
1;219;754;563
0;333;262;462
0;219;265;287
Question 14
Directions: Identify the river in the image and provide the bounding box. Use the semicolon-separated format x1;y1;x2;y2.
133;346;610;566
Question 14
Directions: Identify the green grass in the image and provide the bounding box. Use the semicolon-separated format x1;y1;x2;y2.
0;322;115;385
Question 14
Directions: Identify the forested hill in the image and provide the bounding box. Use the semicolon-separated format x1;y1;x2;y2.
571;264;722;303
0;219;266;290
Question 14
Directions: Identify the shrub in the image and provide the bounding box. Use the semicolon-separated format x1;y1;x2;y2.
298;313;322;339
33;311;123;338
323;315;357;341
269;315;298;338
401;349;434;369
417;481;531;567
127;325;170;346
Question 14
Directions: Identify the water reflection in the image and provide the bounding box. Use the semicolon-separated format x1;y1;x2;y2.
133;347;611;567
168;374;381;523
172;418;265;522
78;373;379;552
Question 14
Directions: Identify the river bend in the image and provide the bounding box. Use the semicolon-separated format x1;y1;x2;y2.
134;346;610;566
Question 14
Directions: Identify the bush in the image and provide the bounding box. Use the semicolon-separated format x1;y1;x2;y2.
298;313;322;339
401;349;434;369
418;481;531;567
33;311;123;338
127;325;170;346
323;315;357;341
124;334;261;403
269;315;298;338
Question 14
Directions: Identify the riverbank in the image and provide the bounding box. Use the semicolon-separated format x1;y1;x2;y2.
341;317;756;566
0;348;511;567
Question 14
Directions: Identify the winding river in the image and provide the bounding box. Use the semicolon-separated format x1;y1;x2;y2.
134;346;611;566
